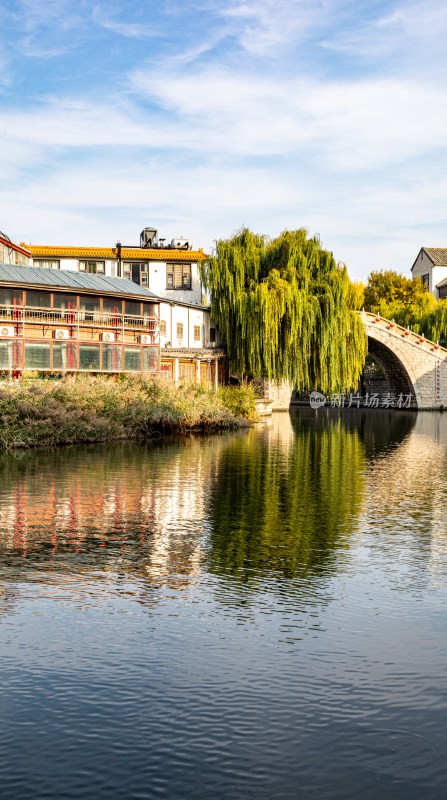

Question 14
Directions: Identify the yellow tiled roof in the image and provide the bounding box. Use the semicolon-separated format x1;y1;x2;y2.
30;246;208;261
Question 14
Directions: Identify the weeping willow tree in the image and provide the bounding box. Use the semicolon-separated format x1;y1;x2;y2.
201;228;367;394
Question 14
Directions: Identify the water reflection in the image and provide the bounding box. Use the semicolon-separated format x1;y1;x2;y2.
0;410;430;597
2;411;447;800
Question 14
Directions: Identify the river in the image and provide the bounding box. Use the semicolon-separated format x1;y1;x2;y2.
1;409;447;799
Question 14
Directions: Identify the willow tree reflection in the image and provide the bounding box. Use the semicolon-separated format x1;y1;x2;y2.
204;413;367;582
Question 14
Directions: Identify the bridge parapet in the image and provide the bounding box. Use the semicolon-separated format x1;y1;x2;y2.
360;310;447;357
361;310;447;409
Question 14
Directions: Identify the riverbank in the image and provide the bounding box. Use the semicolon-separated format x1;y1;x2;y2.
0;375;259;450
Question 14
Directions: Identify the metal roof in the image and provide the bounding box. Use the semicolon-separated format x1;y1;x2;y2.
0;264;160;300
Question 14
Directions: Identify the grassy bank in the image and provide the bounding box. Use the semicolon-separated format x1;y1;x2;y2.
0;375;259;450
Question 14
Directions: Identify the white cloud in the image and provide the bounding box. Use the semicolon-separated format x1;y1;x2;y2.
91;5;160;39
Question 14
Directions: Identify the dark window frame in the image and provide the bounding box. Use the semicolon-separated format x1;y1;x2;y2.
166;263;192;290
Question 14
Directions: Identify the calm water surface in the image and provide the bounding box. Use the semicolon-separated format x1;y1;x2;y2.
1;409;447;799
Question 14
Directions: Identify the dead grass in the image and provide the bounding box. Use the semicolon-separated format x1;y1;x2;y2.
0;375;256;450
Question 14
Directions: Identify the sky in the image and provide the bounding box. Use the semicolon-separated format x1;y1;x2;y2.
1;0;447;280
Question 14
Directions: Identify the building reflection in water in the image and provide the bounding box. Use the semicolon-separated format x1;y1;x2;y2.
1;408;447;606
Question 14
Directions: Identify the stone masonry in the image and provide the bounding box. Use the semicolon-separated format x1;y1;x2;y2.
264;311;447;411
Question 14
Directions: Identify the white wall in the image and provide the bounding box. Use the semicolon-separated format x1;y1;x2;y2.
31;257;203;304
412;250;447;298
158;302;220;350
148;261;202;304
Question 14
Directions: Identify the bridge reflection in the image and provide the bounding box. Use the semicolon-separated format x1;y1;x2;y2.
0;410;445;606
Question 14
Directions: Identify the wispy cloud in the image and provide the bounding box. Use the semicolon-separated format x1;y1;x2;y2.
91;5;161;39
2;0;447;278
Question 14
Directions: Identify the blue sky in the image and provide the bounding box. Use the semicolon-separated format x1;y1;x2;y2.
1;0;447;280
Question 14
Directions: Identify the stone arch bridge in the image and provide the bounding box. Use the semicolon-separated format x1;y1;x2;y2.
265;311;447;411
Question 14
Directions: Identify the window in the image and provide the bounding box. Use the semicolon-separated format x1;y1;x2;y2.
166;263;191;290
102;344;123;371
159;320;167;336
142;303;156;320
103;297;123;315
421;274;429;289
34;260;60;269
122;262;148;287
25;290;51;309
176;323;184;339
53;293;77;311
143;347;159;372
439;286;447;300
79;261;105;274
124;346;141;372
194;325;201;341
79;344;101;371
53;342;77;370
0;340;13;369
0;288;23;308
80;295;100;313
125;300;141;317
25;342;51;370
209;327;216;343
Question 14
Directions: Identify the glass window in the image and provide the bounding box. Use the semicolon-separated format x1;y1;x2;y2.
79;344;101;371
421;274;429;288
123;263;132;280
166;263;191;290
25;342;51;370
160;362;171;378
159;320;167;336
0;288;23;307
142;347;159;373
103;297;123;315
439;287;447;300
0;340;13;369
102;344;123;371
34;260;60;269
142;303;156;320
25;290;51;309
79;261;105;274
53;342;77;370
194;325;201;341
177;323;184;338
79;295;100;313
124;346;141;372
52;293;77;310
125;300;141;317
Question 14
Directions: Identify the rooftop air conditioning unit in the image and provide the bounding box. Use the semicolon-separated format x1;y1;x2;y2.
0;326;14;337
139;334;153;344
170;238;192;250
53;329;69;340
140;227;158;248
101;332;114;342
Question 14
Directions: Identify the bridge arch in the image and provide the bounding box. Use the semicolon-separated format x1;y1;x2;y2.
362;312;447;410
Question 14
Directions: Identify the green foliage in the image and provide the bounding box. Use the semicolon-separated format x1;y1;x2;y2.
364;270;430;312
346;280;365;311
0;375;255;450
218;383;258;421
364;269;447;345
201;228;367;394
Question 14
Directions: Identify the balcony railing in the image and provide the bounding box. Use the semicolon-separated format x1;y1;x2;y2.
0;305;159;334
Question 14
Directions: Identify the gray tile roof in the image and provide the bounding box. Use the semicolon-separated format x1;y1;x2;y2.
423;248;447;266
0;264;160;299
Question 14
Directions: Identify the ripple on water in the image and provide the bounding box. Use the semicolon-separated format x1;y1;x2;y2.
0;413;447;799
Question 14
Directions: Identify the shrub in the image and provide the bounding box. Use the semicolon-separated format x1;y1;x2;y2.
0;375;257;450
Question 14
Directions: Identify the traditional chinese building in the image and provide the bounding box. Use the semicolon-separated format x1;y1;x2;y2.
0;227;225;384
